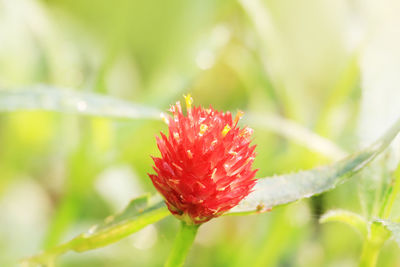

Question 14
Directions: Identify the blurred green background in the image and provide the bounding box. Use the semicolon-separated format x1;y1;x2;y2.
0;0;399;266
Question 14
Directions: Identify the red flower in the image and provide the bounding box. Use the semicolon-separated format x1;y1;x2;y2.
149;95;258;224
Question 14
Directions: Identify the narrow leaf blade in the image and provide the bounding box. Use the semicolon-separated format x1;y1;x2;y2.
230;117;400;214
0;86;162;120
24;195;170;265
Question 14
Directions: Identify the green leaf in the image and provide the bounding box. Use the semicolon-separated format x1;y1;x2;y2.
0;86;162;120
319;209;367;237
230;117;400;214
376;219;400;247
24;194;170;266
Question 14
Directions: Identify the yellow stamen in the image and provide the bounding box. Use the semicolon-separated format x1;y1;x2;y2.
245;157;254;164
228;150;238;156
234;110;244;125
211;168;217;181
222;124;231;137
199;124;208;135
183;94;193;111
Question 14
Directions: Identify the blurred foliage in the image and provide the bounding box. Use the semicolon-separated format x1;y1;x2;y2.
0;0;399;266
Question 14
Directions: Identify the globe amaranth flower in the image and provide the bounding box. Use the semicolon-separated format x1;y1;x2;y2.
149;95;258;224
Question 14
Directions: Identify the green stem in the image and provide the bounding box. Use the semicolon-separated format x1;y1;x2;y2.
359;240;381;267
359;222;389;267
165;221;199;267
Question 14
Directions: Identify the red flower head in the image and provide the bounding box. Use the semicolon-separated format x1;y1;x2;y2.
149;95;258;224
